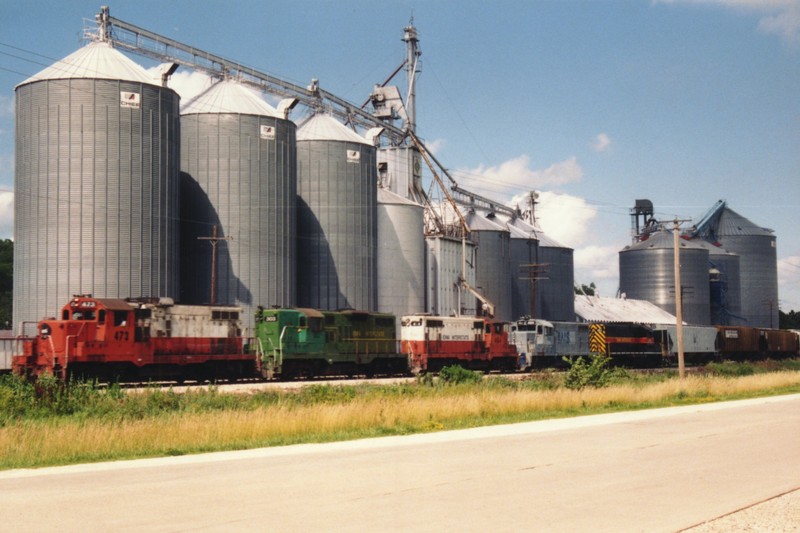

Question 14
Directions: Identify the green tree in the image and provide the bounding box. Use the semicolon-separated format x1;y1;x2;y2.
574;282;596;296
0;239;12;328
779;309;800;330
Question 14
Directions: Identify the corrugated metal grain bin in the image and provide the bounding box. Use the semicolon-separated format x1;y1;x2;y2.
13;42;180;331
619;231;711;325
377;188;426;322
296;113;377;311
504;217;540;321
180;79;296;333
691;239;741;326
710;208;777;328
506;217;574;322
465;210;512;321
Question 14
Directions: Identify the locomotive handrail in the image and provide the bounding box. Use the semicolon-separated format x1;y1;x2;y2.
62;334;81;381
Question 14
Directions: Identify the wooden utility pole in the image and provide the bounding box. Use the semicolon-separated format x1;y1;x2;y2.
672;218;691;379
198;225;232;305
519;263;548;319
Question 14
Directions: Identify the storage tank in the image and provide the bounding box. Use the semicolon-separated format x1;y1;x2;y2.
619;230;711;325
377;187;426;323
464;210;512;321
180;79;296;333
296;113;377;311
503;218;540;321
506;217;574;322
706;208;777;328
691;239;742;326
13;42;180;331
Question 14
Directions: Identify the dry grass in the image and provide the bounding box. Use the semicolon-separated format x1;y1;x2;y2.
2;371;799;469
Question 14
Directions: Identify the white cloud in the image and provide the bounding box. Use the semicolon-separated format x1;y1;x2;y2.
509;190;596;248
758;2;800;43
424;138;446;155
656;0;800;44
574;244;622;298
455;155;583;199
590;133;612;152
0;191;13;239
148;66;214;102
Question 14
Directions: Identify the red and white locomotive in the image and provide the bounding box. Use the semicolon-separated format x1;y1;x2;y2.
400;314;518;373
12;295;254;382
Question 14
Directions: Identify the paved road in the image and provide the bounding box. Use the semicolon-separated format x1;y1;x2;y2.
1;395;798;532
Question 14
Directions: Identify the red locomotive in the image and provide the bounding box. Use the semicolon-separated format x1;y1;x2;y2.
400;315;518;374
12;295;255;382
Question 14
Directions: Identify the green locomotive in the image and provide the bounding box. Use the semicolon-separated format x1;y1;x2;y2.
253;307;406;379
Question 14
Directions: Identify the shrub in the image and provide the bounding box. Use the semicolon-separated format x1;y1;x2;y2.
438;365;483;385
562;352;613;390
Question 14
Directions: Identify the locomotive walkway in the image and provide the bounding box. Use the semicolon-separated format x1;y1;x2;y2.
1;394;798;532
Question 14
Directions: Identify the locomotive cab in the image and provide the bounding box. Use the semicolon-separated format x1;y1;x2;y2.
64;297;137;345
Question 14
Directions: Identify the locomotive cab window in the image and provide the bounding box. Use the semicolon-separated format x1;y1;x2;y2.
113;311;128;327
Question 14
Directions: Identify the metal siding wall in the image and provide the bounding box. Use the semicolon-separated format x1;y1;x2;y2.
719;235;778;328
13;78;179;328
425;236;476;317
297;140;376;311
377;201;426;318
509;237;539;320
180;113;296;334
537;246;575;322
619;247;711;325
472;229;513;321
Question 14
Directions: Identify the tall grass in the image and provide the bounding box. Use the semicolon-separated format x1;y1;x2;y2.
2;364;800;470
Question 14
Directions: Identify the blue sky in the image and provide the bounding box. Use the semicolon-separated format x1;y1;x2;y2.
1;0;798;311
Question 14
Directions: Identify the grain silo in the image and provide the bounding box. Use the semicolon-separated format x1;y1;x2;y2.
690;239;742;326
506;217;575;322
503;217;540;321
296;113;377;311
377;187;426;322
180;79;296;333
13;42;180;330
692;204;777;328
464;210;512;321
619;230;711;325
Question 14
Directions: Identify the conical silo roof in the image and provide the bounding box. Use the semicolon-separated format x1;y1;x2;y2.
181;79;281;117
18;41;155;86
715;207;774;237
506;216;569;249
623;230;708;252
377;187;420;206
297;113;369;144
465;210;507;232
